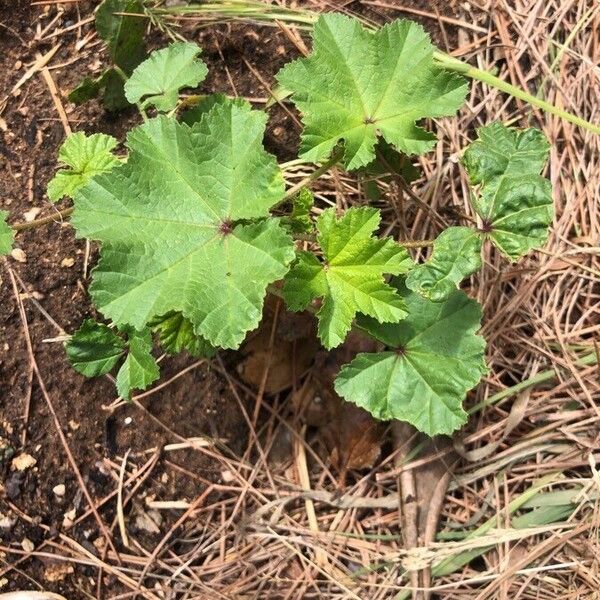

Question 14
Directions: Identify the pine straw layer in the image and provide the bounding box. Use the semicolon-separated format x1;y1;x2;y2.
5;0;600;598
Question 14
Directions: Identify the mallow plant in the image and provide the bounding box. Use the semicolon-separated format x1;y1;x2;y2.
1;14;555;436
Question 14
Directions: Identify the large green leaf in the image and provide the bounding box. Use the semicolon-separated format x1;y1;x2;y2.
282;207;412;349
72;100;295;349
463;123;553;261
406;227;482;301
335;280;487;435
0;211;14;256
66;319;126;377
124;42;208;112
47;132;120;202
115;328;159;399
276;14;467;169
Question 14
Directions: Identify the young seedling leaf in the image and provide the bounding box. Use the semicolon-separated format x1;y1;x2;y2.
116;328;159;399
406;227;482;301
66;319;126;377
0;211;14;256
276;14;467;169
463;123;553;261
282;207;412;349
47;132;120;202
124;42;208;112
335;280;487;435
151;312;216;358
72;100;295;349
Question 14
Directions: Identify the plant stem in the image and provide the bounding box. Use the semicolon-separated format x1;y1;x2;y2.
433;51;600;135
281;148;343;202
400;239;434;248
468;351;598;415
13;207;74;232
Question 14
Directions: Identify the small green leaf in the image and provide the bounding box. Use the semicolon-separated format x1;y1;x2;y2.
282;188;315;234
69;69;131;111
406;227;482;301
0;211;14;256
151;312;216;357
124;42;208;112
276;14;467;169
72;100;295;349
68;72;108;105
463;123;553;261
116;328;159;399
66;319;126;377
282;207;412;349
335;280;486;435
47;132;120;202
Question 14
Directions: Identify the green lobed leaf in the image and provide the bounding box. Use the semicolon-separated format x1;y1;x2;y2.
463;123;553;261
68;72;108;105
282;188;315;234
0;211;14;256
66;319;126;377
463;122;550;184
151;312;216;357
335;280;487;435
124;42;208;112
68;69;131;111
116;328;159;399
47;132;120;202
72;100;295;350
276;14;467;170
406;227;482;301
282;207;412;349
180;93;232;126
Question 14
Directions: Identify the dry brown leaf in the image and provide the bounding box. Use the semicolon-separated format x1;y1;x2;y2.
238;298;318;393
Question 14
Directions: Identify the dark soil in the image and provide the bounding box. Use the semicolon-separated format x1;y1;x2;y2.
0;1;462;596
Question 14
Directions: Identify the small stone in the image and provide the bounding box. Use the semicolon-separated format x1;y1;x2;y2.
21;537;34;553
44;563;74;582
63;507;76;529
92;536;106;552
10;248;26;263
0;512;16;531
11;452;36;471
53;483;66;497
23;207;41;222
61;257;75;268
